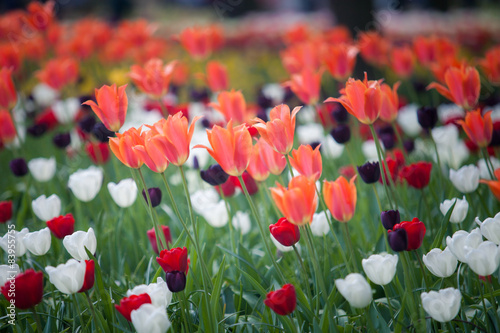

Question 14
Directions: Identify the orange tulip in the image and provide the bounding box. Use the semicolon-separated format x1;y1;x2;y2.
0;67;17;109
132;132;169;173
246;140;271;182
480;169;500;200
413;35;457;66
0;109;17;145
36;57;79;91
323;175;357;222
379;82;401;123
26;0;55;32
109;127;145;169
0;43;21;72
83;84;128;132
206;61;229;92
147;113;201;166
253;104;302;155
358;31;389;67
270;175;318;226
289;144;322;181
194;119;252;177
210;90;251;125
390;46;415;78
178;25;224;60
259;139;286;176
322;43;358;81
324;73;382;125
129;58;176;99
427;65;480;110
281;41;322;74
284;67;322;105
429;56;464;84
479;46;500;86
457;109;493;148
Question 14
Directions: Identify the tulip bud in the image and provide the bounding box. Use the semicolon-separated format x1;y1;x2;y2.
331;104;349;123
417;106;438;129
335;273;373;308
465;241;500;276
232;211;251;235
68;166;103;202
200;164;229;186
9;158;28;177
131;303;171;333
422;247;457;278
475;213;500;244
0;228;28;257
85;142;110;165
403;139;415;153
440;197;469;223
142;187;162;208
400;162;432;189
264;284;297;315
446;228;483;263
46;259;86;294
0;201;13;223
27;124;47;137
115;293;152;321
387;228;407;252
47;213;75;239
107;179;138;208
269;217;300;247
32;194;61;221
449;165;479;193
394;217;426;251
23;227;51;256
79;260;95;292
330;125;351;144
53;132;71;149
380;133;396;150
362;253;398;286
421;288;461;323
233;173;258;195
381;210;400;230
126;277;172;309
357;161;380;184
28;157;56;182
92;123;115;142
166;271;187;292
63;228;97;261
156;247;188;274
147;226;172;254
78;115;96;133
0;269;44;309
310;211;330;237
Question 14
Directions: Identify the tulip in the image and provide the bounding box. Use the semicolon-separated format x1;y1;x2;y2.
32;194;61;221
417;106;438;129
0;264;19;287
423;247;458;278
0;67;16;109
46;213;75;239
457;109;493;148
142;188;162;208
322;44;358;81
52;132;71;148
269;217;300;247
92;123;115;143
465;241;500;276
68;166;103;202
191;189;228;227
330;125;351;144
178;25;223;60
79;260;95;293
357;161;380;184
156;247;188;274
109;127;145;169
107;179;138;208
379;82;401;123
258;139;286;175
264;284;297;316
129;58;176;98
421;288;462;323
310;211;330;236
232;211;251;235
85;142;110;165
446;228;483;263
285;67;322;105
200;164;229;186
0;228;28;257
397;104;422;137
439;197;469;223
132;133;169;173
246;140;271;182
206;61;229;92
253;104;302;155
63;228;97;261
127;277;172;309
46;259;86;294
289;144;322;181
387;228;408;252
0;110;17;145
36;57;79;91
477;157;500;180
32;83;58;107
449;165;480;193
479;168;500;201
270;175;318;226
325;73;382;125
9;158;28;177
0;201;13;223
478;46;500;85
131;303;171;333
400;162;432;189
209;90;249;125
147;226;172;254
194;119;252;177
28;156;56;182
52;98;80;124
362;253;398;286
390;45;415;79
165;271;186;293
475;213;500;245
393;217;426;251
323;175;357;223
116;293;152;321
0;269;43;309
335;273;373;308
23;227;51;256
82;84;128;132
427;65;480;110
358;31;389;67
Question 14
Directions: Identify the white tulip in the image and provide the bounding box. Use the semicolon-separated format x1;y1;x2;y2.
32;83;58;107
465;241;500;276
475;213;500;244
68;166;103;202
28;157;56;182
63;228;97;261
52;98;80;124
107;179;138;208
439;196;469;223
431;124;459;147
270;234;294;253
232;211;251;235
397;103;422;137
422;247;457;278
421;288;461;323
437;104;465;124
0;264;19;287
449;165;479;193
362;140;380;162
0;228;28;257
446;228;483;263
362;253;398;286
23;227;51;256
131;303;171;333
321;135;344;160
46;259;86;294
201;201;228;228
437;140;469;170
127;277;172;309
310;211;330;237
477;157;500;180
262;83;285;105
297;123;324;145
335;273;373;308
32;194;61;221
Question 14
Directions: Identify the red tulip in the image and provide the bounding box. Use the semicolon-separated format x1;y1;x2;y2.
147;226;172;254
0;200;13;223
115;293;152;321
46;213;75;239
400;162;432;189
393;217;426;251
156;247;188;274
1;269;44;309
0;67;17;109
232;173;258;195
0;110;17;145
85;142;110;165
79;260;95;293
36;57;79;91
264;284;297;316
269;217;300;247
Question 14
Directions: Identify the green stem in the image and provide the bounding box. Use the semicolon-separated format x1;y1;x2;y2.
31;307;43;333
382;285;396;329
160;172;187;227
391;121;408;161
293;244;314;307
485;279;500;330
85;292;106;333
414;250;430;290
481;148;496;180
342;222;358;272
369;125;395;209
478;277;494;333
285;154;295;178
179;291;193;333
220;190;236;255
372;184;382;212
72;294;85;331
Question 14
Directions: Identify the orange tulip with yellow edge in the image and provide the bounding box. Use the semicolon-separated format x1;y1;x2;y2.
132;132;169;173
83;84;128;132
289;144;322;181
109;127;145;169
457;109;493;148
210;90;251;125
323;175;357;222
379;82;401;123
284;67;322;105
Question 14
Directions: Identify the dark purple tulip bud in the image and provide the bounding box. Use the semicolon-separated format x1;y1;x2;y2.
257;90;273;109
92;123;115;142
200;164;229;186
489;129;500;147
413;81;426;93
417;106;438;129
170;84;180;96
377;125;394;136
256;109;268;122
381;210;400;230
142;187;162;208
380;133;396;150
331;104;349;123
310;141;321;151
53;132;71;149
403;139;415;153
357;161;380;184
192;156;200;170
27;124;47;137
190;87;209;102
387;228;408;252
10;158;28;177
78;115;96;133
330;125;351;144
201;118;211;129
166;271;186;292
